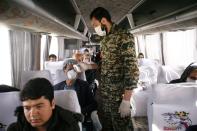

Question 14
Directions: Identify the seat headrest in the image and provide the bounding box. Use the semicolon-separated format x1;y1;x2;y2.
21;70;53;89
54;90;81;113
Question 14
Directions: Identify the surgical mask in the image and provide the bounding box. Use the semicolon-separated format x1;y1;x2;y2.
186;78;197;83
67;69;77;80
94;25;106;36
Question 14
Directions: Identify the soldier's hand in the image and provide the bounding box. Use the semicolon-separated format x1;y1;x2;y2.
118;100;131;118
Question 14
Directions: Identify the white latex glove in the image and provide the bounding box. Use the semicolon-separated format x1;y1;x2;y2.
91;111;102;131
118;100;131;118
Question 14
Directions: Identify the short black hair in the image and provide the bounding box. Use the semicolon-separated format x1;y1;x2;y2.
20;78;54;103
49;54;57;59
138;53;144;56
90;7;111;22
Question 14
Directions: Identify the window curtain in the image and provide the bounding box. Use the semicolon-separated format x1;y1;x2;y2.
49;37;58;57
163;29;197;67
10;30;32;89
145;33;162;63
0;27;12;86
31;33;41;70
57;37;65;60
136;35;146;57
134;36;139;55
40;35;51;70
44;35;51;61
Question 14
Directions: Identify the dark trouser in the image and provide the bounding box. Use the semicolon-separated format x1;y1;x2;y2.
186;125;197;131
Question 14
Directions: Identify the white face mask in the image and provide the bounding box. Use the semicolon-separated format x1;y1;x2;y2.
94;25;106;36
67;70;77;80
186;78;197;83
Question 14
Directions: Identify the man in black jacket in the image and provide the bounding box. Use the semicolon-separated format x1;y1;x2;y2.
7;78;82;131
54;59;101;131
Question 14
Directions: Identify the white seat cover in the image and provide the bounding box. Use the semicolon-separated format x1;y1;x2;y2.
21;70;53;89
54;69;67;85
152;83;197;105
44;61;64;83
54;90;82;131
157;66;180;83
54;90;81;113
148;83;197;131
150;104;197;131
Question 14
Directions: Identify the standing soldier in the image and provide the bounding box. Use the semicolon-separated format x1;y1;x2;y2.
90;7;139;131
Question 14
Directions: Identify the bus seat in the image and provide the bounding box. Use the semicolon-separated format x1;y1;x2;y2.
149;104;197;131
138;58;159;68
157;66;180;83
148;83;197;131
0;92;21;130
20;70;53;89
54;90;81;113
131;88;151;117
44;61;64;82
53;69;67;85
151;83;197;105
139;66;158;85
54;90;82;131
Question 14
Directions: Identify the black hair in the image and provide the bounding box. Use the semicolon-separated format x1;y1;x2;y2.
49;54;57;59
90;7;111;22
180;63;197;82
170;62;197;83
84;49;89;53
20;78;54;103
138;53;144;56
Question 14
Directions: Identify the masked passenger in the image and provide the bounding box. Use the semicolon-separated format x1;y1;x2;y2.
54;59;102;131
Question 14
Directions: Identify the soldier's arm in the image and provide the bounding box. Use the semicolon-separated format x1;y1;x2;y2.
79;62;98;71
121;33;139;100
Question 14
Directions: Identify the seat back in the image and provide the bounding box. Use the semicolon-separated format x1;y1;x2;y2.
139;66;158;85
21;70;53;89
54;90;82;131
44;61;64;82
53;69;67;85
148;83;197;131
54;90;81;113
0;92;21;130
152;83;197;105
157;66;180;83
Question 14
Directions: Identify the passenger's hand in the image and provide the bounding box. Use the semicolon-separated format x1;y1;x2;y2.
118;100;131;118
91;111;102;131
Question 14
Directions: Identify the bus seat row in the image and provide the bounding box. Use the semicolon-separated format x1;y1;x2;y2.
131;83;197;131
0;90;82;130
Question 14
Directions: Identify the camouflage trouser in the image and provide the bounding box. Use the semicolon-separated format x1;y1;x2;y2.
96;90;133;131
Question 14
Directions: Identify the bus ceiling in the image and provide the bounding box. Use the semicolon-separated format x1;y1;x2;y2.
0;0;197;37
0;0;88;41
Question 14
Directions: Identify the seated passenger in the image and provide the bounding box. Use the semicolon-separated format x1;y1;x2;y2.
54;59;101;131
49;54;57;62
7;78;82;131
170;63;197;83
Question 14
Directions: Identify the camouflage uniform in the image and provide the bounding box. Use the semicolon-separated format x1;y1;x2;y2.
97;24;139;131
